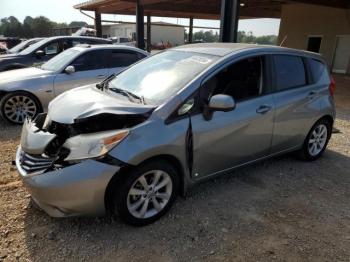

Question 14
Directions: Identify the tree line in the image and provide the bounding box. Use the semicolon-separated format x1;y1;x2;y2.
1;15;278;45
0;16;88;38
188;30;278;45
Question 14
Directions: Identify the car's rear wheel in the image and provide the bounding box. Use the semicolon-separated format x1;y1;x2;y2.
114;160;179;226
298;118;332;161
0;91;41;124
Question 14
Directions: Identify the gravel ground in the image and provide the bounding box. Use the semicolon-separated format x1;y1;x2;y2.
1;75;350;262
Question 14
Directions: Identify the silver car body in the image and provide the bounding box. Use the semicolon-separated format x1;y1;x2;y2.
15;43;335;217
0;45;148;110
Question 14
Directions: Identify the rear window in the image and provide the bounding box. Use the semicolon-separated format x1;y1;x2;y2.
308;58;325;83
274;55;306;91
107;51;144;68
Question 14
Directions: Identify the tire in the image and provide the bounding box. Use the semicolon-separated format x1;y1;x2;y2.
0;91;41;125
114;160;179;226
298;118;332;161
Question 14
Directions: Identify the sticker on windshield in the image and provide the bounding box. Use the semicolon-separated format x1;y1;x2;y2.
188;56;212;64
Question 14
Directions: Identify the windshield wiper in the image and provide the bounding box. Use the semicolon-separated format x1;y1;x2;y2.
96;74;115;90
108;87;146;104
96;74;146;104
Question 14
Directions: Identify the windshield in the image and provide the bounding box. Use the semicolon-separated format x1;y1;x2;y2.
41;48;80;71
108;50;219;104
19;38;49;55
9;39;39;53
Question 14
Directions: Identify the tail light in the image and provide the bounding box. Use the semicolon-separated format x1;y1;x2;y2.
329;76;336;97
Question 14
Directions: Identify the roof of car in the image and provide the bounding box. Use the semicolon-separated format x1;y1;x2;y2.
72;44;148;54
45;35;110;41
173;43;322;59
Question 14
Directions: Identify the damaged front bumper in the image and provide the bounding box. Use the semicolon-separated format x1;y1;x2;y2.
16;147;119;217
15;118;121;217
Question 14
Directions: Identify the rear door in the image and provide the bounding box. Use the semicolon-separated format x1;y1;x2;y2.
270;54;321;153
31;40;60;67
191;55;275;178
53;50;108;96
106;50;146;75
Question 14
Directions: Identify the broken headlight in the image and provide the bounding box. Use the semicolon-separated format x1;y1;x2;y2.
62;129;129;161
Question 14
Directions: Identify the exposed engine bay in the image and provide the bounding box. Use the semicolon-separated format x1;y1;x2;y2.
17;109;153;176
38;110;152;155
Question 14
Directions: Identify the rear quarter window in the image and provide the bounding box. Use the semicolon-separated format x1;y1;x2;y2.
107;51;143;68
308;58;326;84
273;55;306;91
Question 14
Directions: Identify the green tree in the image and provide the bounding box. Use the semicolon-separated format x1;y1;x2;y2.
30;16;54;37
193;30;219;42
0;16;23;37
22;16;34;38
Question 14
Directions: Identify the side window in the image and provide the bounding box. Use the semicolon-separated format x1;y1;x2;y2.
70;50;106;72
72;40;84;46
107;51;142;68
44;41;59;55
72;39;91;46
274;55;306;91
308;58;325;84
201;56;264;103
58;39;71;53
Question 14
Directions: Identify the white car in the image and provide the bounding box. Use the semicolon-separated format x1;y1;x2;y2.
0;44;148;124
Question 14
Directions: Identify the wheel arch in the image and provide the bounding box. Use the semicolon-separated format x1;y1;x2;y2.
104;154;186;215
319;114;334;127
0;89;44;113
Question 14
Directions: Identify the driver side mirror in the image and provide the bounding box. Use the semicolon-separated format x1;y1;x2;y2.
203;94;235;121
64;65;75;74
35;50;45;58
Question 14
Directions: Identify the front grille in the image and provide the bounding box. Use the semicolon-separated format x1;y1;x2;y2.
19;150;55;175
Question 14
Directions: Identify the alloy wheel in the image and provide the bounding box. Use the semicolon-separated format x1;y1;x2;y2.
127;170;173;219
308;124;328;156
3;95;37;124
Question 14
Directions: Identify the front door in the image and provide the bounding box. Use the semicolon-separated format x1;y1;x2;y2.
191;55;275;178
53;50;108;97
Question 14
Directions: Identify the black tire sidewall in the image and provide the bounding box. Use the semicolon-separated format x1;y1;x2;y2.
114;160;179;226
0;91;41;125
301;119;332;161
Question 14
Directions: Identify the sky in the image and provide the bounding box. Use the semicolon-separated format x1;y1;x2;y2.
0;0;281;36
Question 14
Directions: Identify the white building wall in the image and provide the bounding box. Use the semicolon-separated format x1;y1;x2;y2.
150;25;184;46
102;23;185;46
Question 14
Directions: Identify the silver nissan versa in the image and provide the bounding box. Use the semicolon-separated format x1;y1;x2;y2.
15;43;336;226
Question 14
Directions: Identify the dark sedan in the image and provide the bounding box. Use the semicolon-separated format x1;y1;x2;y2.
0;36;111;72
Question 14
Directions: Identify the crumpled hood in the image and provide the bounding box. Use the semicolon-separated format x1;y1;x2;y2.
0;67;51;84
48;84;155;124
0;53;20;59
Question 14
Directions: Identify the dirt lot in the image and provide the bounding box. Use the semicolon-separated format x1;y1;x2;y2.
1;76;350;262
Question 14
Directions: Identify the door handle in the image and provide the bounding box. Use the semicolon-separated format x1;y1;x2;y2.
97;75;106;79
256;105;272;114
307;91;317;99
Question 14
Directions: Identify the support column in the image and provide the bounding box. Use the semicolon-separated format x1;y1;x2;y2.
136;0;145;50
188;17;193;43
219;0;240;42
94;10;102;38
146;14;151;52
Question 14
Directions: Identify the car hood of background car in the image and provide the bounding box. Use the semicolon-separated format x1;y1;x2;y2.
0;53;20;59
0;67;52;84
48;84;156;124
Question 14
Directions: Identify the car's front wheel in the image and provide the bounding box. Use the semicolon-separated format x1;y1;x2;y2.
114;160;179;226
0;91;41;124
299;118;332;161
